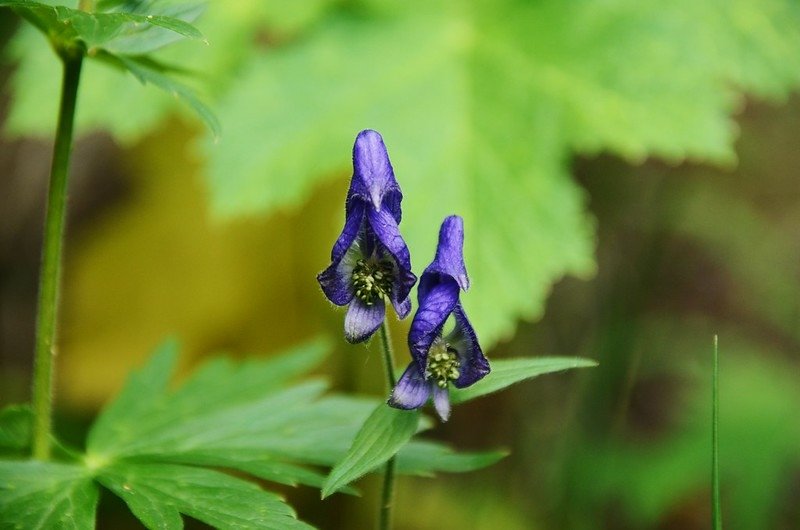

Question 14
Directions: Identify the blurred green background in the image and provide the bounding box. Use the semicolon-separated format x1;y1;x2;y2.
1;0;799;528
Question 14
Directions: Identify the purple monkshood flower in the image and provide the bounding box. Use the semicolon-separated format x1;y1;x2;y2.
317;130;417;343
388;215;490;421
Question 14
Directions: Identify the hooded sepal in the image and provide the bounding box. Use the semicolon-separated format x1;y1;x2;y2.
347;129;402;221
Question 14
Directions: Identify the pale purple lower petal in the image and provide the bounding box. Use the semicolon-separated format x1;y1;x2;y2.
344;297;385;343
432;385;451;422
448;304;490;388
388;363;431;410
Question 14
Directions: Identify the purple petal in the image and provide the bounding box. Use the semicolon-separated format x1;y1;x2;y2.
367;208;417;304
390;295;411;319
448;304;490;388
420;215;469;297
388;363;431;410
317;237;363;305
408;280;459;368
347;130;402;221
432;385;451;422
330;200;366;264
344;297;385;343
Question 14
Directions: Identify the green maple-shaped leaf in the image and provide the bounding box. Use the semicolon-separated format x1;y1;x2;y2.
0;339;506;529
204;8;598;346
0;0;218;137
199;0;800;345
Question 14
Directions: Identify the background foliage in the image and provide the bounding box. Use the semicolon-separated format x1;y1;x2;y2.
1;0;799;528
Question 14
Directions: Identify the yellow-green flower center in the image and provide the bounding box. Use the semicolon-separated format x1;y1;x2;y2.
427;339;460;389
352;259;394;305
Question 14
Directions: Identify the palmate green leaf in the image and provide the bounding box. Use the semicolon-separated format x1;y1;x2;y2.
4;25;179;141
450;357;598;404
0;0;205;50
205;9;596;348
0;461;99;530
76;338;501;527
201;0;800;346
0;405;32;453
98;52;221;137
0;1;216;140
86;338;330;458
98;461;312;530
321;404;420;498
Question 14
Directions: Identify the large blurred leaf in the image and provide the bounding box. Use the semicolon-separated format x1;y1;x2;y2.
0;405;32;454
205;9;597;347
200;0;800;345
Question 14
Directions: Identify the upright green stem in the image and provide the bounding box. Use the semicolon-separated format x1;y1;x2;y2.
712;335;722;529
377;322;397;530
31;55;83;460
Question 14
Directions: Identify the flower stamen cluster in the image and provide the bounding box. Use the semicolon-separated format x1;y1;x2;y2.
427;339;460;388
352;259;395;305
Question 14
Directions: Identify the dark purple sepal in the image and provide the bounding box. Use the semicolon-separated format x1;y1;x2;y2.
388;362;431;410
407;279;460;369
344;297;385;344
390;295;412;319
448;304;490;388
418;215;469;300
368;208;416;304
347;130;402;221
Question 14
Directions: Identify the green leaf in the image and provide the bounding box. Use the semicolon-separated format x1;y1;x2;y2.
98;461;312;530
321;404;420;498
0;0;205;50
198;0;800;346
86;338;330;458
0;405;32;453
86;337;179;455
96;51;221;138
396;441;507;476
0;461;99;530
450;357;598;404
4;25;179;142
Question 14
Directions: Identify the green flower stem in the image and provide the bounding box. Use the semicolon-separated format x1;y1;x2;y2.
379;321;397;388
31;55;83;461
378;321;397;530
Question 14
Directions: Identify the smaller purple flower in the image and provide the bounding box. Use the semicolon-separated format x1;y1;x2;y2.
317;130;417;343
388;215;490;421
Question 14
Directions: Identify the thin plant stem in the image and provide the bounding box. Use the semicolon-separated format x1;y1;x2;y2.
31;55;83;460
712;335;722;529
378;321;397;530
379;321;397;388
